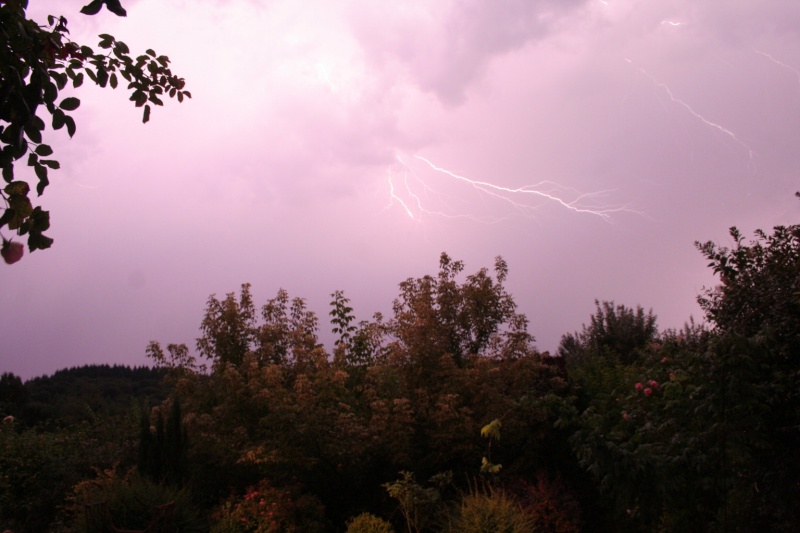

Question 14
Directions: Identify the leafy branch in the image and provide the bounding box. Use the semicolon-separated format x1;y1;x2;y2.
0;0;189;257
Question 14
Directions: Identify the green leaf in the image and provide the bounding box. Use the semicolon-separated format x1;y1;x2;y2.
35;144;54;157
59;97;80;111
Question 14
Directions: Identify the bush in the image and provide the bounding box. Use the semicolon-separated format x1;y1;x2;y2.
514;472;582;533
62;465;205;533
345;512;395;533
443;484;534;533
209;479;326;533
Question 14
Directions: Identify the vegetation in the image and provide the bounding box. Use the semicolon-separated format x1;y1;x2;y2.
1;204;799;531
0;0;188;258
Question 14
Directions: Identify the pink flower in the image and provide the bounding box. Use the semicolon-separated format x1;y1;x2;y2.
648;380;659;389
660;356;668;364
635;382;643;391
644;388;652;396
669;372;676;380
622;412;629;421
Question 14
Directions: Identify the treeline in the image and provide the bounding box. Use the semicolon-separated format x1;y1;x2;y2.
0;364;168;427
1;214;798;532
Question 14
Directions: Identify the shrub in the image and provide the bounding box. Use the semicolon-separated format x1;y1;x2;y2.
62;465;204;533
514;472;582;533
443;484;534;533
210;479;326;533
345;512;395;533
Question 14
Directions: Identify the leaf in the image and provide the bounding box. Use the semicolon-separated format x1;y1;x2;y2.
142;104;151;124
2;165;12;184
64;116;76;138
36;179;49;196
52;72;68;90
43;82;58;104
5;181;30;196
59;97;80;111
41;160;60;170
131;91;147;107
114;41;130;54
52;109;66;130
72;72;84;88
105;0;127;17
28;232;54;251
480;457;502;475
34;164;48;183
480;419;502;441
97;68;109;87
109;73;118;89
35;165;49;196
7;195;33;229
35;145;54;157
24;123;42;144
80;0;104;15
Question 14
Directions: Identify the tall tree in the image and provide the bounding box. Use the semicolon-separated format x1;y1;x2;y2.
558;300;658;366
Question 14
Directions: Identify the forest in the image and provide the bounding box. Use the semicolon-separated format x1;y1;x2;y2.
1;212;799;533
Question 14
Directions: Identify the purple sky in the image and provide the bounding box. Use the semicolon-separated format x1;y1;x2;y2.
3;0;800;380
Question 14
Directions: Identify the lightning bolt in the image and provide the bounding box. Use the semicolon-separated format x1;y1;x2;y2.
626;58;755;164
755;50;800;91
386;153;635;222
386;171;416;219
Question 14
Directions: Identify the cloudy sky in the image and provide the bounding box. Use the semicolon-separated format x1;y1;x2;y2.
2;0;800;379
